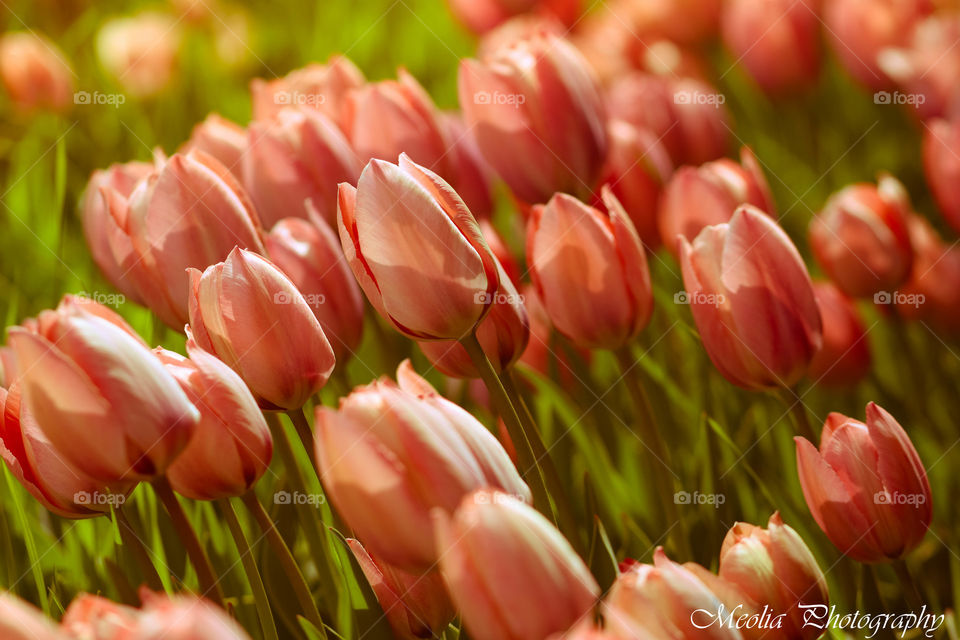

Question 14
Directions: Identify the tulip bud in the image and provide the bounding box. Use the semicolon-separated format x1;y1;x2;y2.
96;13;180;98
265;209;365;362
895;214;960;333
679;205;822;390
135;590;253;640
721;0;821;95
315;362;530;571
8;297;199;482
808;282;871;386
447;0;581;34
0;32;73;113
435;490;599;640
251;55;365;125
624;0;722;47
528;188;653;350
188;247;336;410
459;32;607;204
338;154;500;340
795;403;932;563
61;594;139;639
347;538;456;639
155;339;273;500
809;174;913;298
0;593;65;640
923;117;960;234
244;107;360;227
718;513;829;640
181;113;247;180
440;112;495;219
659;146;774;250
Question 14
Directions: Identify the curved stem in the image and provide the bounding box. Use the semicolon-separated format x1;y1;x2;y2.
220;499;279;640
241;492;327;638
152;477;225;607
893;559;924;612
116;507;164;592
287;408;316;468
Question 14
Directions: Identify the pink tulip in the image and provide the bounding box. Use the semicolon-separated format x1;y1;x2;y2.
547;623;620;639
528;188;653;350
180;113;247;180
478;14;566;61
265;209;365;362
0;346;15;387
347;538;456;639
188;247;335;410
659;146;774;250
155;338;273;500
96;13;180;98
718;513;829;640
435;490;599;640
315;362;530;571
809;174;913;298
624;0;722;47
338;154;499;340
795;403;932;562
7;297;198;482
895;214;960;333
101;150;266;328
679;205;822;390
0;593;65;640
244;107;360;227
440;112;495;219
923;116;960;234
135;590;253;640
251;55;365;125
722;0;821;94
518;284;592;388
447;0;581;33
0;32;73;113
61;594;139;638
459;31;607;204
808;282;871;386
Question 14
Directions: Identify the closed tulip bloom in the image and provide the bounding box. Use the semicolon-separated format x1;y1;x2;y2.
244;107;360;227
338;154;499;340
266;210;365;361
528;188;653;350
315;362;530;571
448;0;580;33
895;215;960;333
0;32;73;113
809;174;913;298
722;0;820;95
0;593;66;640
459;31;607;204
251;55;365;124
188;247;335;410
181;113;247;180
96;13;180;98
625;0;722;47
440;112;495;219
923;117;960;234
134;591;253;640
718;513;829;640
659;146;774;250
347;538;456;639
679;205;822;390
61;594;140;639
435;490;599;640
795;403;932;563
8;299;198;482
808;282;871;386
155;340;273;500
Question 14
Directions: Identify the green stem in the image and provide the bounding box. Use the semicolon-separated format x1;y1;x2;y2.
893;559;924;612
116;506;164;592
777;387;817;442
220;499;279;640
241;492;326;638
287;408;316;468
152;477;225;607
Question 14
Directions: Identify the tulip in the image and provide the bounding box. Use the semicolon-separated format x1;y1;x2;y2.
338;154;500;340
624;0;722;47
808;282;871;386
155;339;273;500
795;403;932;562
342;70;452;178
721;0;821;95
518;284;591;388
440;112;495;219
659;146;774;250
8;297;199;482
606;73;729;167
459;31;607;204
718;513;829;640
180;113;247;180
188;247;336;410
605;548;742;640
265;209;365;361
61;594;139;638
527;188;653;350
0;346;15;387
479;219;522;286
315;362;530;570
244;107;360;227
547;623;619;639
809;174;914;299
479;14;566;61
895;214;960;333
923;117;960;234
251;55;365;125
96;13;180;98
0;32;73;113
434;490;599;640
347;538;456;639
447;0;581;33
135;591;253;640
0;593;65;640
679;205;822;390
